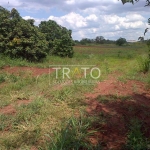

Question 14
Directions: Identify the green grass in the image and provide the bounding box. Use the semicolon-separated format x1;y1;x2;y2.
0;43;150;149
46;114;97;150
123;118;149;150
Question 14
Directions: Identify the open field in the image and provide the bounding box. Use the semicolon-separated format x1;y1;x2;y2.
0;43;150;150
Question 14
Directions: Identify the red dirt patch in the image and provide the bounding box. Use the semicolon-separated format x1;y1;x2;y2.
2;66;54;76
16;99;32;106
30;146;38;150
0;105;16;115
85;78;150;150
0;99;32;115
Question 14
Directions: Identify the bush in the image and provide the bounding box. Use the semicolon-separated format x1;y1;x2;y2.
0;6;74;61
0;7;48;61
39;20;74;58
116;37;127;46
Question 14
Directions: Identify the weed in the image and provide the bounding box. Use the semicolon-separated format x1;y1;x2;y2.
46;114;96;150
137;55;150;73
124;118;149;150
0;74;6;83
0;114;13;131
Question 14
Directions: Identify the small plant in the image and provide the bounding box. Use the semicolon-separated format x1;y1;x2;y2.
0;74;6;83
46;114;96;150
124;118;149;150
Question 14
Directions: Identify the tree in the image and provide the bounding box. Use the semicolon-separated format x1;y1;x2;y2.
79;38;93;45
95;36;105;44
39;20;74;58
116;37;127;46
0;6;48;61
121;0;150;6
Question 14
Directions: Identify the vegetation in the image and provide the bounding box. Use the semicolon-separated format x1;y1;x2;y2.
74;37;115;45
124;118;149;150
0;43;150;149
0;6;48;61
116;37;127;46
0;6;73;61
0;2;150;150
121;0;150;72
39;20;74;58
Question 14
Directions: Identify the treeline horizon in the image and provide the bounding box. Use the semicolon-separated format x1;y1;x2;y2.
74;36;116;45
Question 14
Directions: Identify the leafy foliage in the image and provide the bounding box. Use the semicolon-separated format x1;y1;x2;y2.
0;6;74;61
95;36;105;44
47;115;96;150
116;37;127;46
124;119;149;150
75;36;115;45
39;20;74;58
0;6;48;61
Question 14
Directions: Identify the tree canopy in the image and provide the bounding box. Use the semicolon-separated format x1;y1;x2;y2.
0;6;74;61
121;0;150;6
39;20;74;58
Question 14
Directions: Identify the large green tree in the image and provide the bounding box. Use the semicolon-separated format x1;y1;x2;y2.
0;6;48;61
39;20;74;58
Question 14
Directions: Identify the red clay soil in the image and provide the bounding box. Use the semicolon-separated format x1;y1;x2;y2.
0;99;32;115
0;105;16;115
85;78;150;150
2;66;54;76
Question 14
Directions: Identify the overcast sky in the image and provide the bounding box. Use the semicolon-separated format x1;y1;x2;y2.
1;0;150;41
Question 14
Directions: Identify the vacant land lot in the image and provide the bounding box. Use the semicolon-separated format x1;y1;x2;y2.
0;43;150;150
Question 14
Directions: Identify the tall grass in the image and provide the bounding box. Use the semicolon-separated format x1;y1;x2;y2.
124;118;149;150
137;55;150;73
46;114;96;150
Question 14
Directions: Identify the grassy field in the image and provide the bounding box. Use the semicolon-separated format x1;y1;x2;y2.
0;43;150;150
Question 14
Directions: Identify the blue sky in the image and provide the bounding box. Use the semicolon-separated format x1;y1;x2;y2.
1;0;150;41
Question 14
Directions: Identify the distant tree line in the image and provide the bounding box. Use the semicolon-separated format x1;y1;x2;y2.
74;36;116;45
0;6;74;61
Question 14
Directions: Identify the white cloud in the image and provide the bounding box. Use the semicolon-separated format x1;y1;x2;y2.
1;0;149;40
47;11;147;40
125;14;145;22
86;14;98;21
48;12;87;29
23;16;44;26
102;15;125;25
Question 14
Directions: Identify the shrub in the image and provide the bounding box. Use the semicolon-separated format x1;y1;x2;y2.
116;37;127;46
39;20;74;58
0;7;49;61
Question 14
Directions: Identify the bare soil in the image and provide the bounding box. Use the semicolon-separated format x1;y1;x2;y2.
2;66;54;76
85;77;150;150
0;99;32;115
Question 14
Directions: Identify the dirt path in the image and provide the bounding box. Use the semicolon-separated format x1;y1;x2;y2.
85;76;150;149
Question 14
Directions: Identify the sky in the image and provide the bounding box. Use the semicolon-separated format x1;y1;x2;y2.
1;0;150;41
